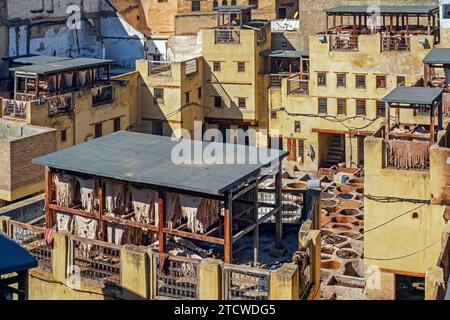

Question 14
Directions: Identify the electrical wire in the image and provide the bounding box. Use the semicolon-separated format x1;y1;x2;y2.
363;194;431;204
362;203;427;234
365;238;441;261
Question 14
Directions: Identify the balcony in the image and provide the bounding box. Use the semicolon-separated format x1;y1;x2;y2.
92;84;115;107
215;28;241;44
381;35;411;52
287;73;309;96
329;34;359;52
2;99;27;120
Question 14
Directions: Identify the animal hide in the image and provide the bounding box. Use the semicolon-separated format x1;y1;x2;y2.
73;216;97;240
105;180;130;216
76;177;97;213
56;212;73;232
130;186;158;224
387;140;430;170
164;193;183;229
107;223;129;245
54;173;76;207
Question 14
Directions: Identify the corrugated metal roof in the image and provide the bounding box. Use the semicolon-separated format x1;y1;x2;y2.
382;87;443;105
33;131;288;196
260;49;309;58
12;55;72;65
423;48;450;65
10;57;114;75
0;231;38;275
325;6;438;15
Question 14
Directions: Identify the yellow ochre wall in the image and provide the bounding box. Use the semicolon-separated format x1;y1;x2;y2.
363;136;447;299
270;33;435;172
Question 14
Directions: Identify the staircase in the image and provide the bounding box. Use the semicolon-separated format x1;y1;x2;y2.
323;135;345;168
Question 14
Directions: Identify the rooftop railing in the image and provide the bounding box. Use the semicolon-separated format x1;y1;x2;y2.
287;73;309;95
329;34;359;52
381;34;411;52
215;28;241;44
2;99;27;120
48;93;73;117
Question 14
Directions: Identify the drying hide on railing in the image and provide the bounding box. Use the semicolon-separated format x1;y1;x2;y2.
163;237;208;278
130;186;158;224
74;177;98;241
387;140;430;170
443;93;450;116
54;173;76;232
105;180;132;245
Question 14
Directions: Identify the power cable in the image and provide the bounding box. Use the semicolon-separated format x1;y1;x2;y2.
363;194;431;204
365;238;441;261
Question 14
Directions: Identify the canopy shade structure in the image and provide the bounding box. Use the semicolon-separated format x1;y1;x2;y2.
423;48;450;65
324;6;439;15
0;231;37;275
33;131;288;197
382;87;443;106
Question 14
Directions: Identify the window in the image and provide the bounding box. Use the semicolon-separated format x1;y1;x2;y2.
61;129;67;142
222;0;227;5
94;123;102;139
376;75;387;89
191;0;200;11
154;88;164;104
271;110;277;119
443;5;450;19
237;62;245;72
337;73;346;88
238;97;246;109
249;0;258;8
214;96;223;108
185;91;190;105
376;101;386;117
213;0;218;8
337;98;347;115
318;98;327;114
355;74;366;89
294;121;301;133
113;118;121;132
277;7;287;19
317;72;327;87
356;99;366;116
198;87;202;99
213;61;221;72
397;76;406;87
298;139;305;163
231;0;236;4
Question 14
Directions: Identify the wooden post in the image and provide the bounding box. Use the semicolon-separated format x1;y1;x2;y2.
438;100;443;130
385;102;390;140
158;194;166;263
17;270;28;300
428;14;431;35
253;185;259;263
45;167;54;229
224;192;233;264
430;103;435;143
97;178;105;241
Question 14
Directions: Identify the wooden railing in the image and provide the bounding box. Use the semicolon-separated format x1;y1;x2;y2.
223;264;271;300
381;35;411;52
2;99;27;120
287;73;309;95
215;28;241;44
330;34;359;51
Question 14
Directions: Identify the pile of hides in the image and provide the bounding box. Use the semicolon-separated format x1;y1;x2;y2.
165;194;220;234
387;140;430;170
48;94;71;114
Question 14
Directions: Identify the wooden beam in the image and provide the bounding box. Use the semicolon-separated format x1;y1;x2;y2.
224;192;233;264
163;228;224;245
158;194;166;261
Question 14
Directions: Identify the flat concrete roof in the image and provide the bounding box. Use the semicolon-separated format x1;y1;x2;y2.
33;131;288;196
423;48;450;65
382;87;443;106
325;6;439;15
0;119;55;141
10;57;114;75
